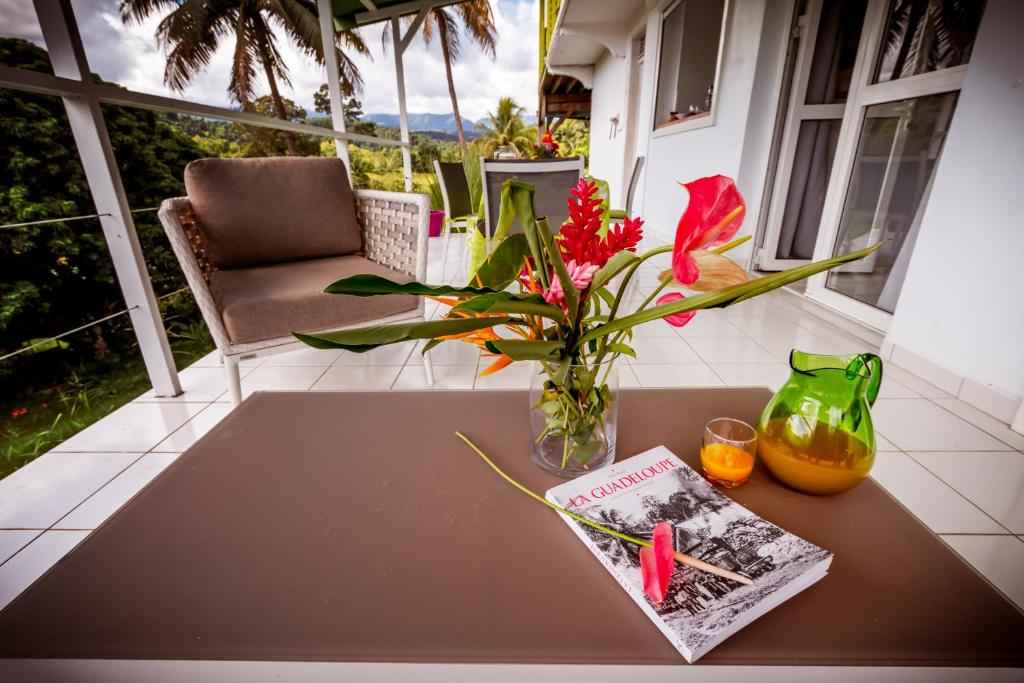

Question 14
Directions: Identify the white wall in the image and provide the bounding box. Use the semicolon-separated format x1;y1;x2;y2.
588;50;629;206
639;0;768;255
886;0;1024;401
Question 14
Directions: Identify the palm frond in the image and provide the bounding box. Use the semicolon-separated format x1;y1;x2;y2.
456;0;497;58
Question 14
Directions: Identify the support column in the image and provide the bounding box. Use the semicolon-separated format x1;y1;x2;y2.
392;15;414;192
34;0;181;396
317;0;352;174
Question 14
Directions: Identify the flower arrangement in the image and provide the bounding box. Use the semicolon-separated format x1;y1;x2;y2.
296;175;877;475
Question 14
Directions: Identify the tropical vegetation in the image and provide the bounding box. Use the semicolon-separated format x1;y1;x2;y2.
120;0;369;156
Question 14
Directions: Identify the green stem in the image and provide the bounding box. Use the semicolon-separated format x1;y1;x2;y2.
593;235;754;367
592;245;672;359
454;431;650;548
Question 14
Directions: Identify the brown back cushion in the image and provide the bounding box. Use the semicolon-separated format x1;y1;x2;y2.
184;157;362;268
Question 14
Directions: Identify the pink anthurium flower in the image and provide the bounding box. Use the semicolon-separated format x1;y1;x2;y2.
656;293;697;328
640;521;675;604
672;175;746;285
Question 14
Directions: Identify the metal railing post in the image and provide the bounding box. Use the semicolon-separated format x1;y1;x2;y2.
317;0;352;174
33;0;182;397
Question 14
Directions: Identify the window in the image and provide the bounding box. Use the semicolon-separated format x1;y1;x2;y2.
653;0;727;130
873;0;985;84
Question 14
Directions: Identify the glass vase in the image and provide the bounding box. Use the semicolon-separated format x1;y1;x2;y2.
529;360;619;478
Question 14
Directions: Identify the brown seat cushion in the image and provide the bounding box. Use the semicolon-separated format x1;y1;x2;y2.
210;256;418;344
184;157;362;268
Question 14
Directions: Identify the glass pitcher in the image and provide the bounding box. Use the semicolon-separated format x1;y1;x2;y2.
757;351;883;495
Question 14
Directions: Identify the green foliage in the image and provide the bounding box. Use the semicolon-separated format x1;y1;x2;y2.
296;316;511;352
475;96;534;157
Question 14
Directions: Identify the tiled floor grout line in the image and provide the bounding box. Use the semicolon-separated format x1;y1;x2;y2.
899;450;1017;535
0;448;154;569
924;396;1023;452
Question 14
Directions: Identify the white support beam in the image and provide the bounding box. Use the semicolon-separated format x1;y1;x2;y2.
391;15;414;192
33;0;181;397
317;0;352;173
356;0;457;25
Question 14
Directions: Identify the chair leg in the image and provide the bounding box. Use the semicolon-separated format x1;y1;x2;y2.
423;351;435;386
225;356;242;405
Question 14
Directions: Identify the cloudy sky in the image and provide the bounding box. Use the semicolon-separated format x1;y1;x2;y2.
2;0;538;122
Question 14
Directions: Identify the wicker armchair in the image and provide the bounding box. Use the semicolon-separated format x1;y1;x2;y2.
159;158;433;403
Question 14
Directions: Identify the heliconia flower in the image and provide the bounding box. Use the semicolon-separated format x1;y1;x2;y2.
640;521;675;604
655;292;697;327
672;176;746;285
542;260;599;304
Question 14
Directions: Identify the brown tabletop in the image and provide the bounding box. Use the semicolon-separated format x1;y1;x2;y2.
0;389;1021;666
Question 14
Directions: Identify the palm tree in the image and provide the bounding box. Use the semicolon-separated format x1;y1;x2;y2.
120;0;369;156
475;96;533;157
383;1;496;152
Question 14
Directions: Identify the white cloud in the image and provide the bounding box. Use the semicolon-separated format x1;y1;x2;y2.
2;0;538;123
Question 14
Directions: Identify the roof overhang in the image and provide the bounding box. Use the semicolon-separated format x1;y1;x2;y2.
331;0;465;29
544;0;645;77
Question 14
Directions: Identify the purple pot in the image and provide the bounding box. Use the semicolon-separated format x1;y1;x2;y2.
429;210;445;238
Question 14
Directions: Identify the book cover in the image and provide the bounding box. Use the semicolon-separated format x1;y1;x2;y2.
546;446;832;662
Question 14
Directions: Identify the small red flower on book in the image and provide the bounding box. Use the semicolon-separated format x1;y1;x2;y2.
640;521;675;604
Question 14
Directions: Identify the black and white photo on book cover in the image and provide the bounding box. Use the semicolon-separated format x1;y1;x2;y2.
547;446;832;660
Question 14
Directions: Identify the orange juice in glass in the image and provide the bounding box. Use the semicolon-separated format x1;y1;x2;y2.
701;418;757;488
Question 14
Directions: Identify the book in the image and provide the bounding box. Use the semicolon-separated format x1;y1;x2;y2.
546;445;832;663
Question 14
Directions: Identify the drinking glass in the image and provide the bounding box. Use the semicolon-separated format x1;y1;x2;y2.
701;418;757;488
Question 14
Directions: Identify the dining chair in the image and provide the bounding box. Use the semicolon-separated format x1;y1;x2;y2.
159;156;434;404
432;160;481;271
478;156;586;242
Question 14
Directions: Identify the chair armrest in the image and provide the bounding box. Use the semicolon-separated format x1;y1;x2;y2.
355;189;430;282
157;197;232;351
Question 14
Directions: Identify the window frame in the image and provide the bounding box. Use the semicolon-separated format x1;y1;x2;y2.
650;0;731;138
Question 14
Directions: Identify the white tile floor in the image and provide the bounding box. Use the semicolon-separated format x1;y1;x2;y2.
1;233;1022;617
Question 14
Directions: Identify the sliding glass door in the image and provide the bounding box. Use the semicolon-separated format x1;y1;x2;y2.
760;0;984;329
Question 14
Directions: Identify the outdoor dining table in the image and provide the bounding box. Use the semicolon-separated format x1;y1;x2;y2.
0;388;1022;682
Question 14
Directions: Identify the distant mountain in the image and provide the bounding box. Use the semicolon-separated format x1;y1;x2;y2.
361;111;537;137
362;112;479;137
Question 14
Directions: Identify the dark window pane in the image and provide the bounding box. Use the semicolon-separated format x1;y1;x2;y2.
805;0;867;105
776;119;841;260
826;92;958;311
874;0;985;84
654;0;726;128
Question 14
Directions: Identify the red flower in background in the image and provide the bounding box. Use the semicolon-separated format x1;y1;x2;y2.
672;175;745;285
558;179;644;268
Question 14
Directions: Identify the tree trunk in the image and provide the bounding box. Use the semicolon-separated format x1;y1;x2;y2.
438;20;467;152
253;21;300;156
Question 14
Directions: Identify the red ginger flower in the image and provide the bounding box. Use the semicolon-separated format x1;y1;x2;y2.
558;179;644;267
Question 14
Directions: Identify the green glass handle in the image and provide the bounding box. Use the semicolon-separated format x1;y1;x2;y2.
864;353;883;407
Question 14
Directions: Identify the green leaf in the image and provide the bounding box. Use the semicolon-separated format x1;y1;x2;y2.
294;316;510;352
594;286;616;309
590;250;640;293
580;242;883;345
422;338;443;354
484;339;564;360
536;217;579;322
507;181;548;289
453;291;565;321
472;233;530;290
324;274;496;297
607;342;636;358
